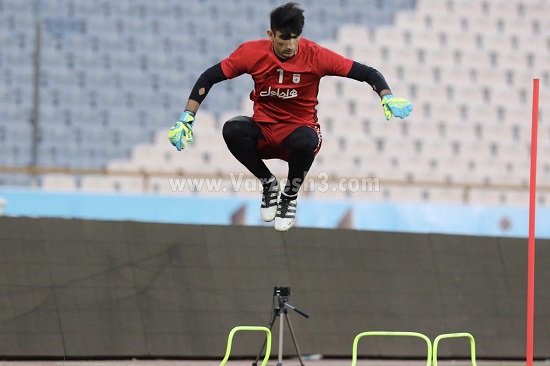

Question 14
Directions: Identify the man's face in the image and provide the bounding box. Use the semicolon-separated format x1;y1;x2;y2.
268;30;301;60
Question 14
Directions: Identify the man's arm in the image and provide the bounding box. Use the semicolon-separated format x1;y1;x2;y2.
168;63;228;150
185;62;228;113
346;61;412;120
345;61;391;97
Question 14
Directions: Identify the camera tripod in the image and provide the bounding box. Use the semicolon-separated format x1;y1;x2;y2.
253;287;309;366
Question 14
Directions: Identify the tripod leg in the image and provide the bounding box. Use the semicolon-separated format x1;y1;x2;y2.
253;310;278;366
285;313;306;366
277;310;285;366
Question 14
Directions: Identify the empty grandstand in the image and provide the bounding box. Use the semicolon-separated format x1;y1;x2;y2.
0;0;548;210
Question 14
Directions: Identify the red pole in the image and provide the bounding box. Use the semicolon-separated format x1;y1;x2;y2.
526;78;539;366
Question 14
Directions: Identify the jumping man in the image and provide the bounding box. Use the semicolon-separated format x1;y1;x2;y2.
168;2;413;231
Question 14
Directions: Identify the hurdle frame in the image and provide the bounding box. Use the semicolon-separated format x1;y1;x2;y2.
219;326;272;366
432;332;477;366
350;331;432;366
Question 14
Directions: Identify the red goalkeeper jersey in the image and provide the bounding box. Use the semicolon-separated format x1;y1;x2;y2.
220;38;353;126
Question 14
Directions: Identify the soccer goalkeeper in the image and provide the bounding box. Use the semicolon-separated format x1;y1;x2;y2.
169;2;412;231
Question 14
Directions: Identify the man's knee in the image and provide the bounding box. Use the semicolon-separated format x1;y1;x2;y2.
222;116;252;141
222;120;241;141
288;126;319;152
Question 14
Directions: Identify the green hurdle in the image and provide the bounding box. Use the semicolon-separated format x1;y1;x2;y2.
433;332;477;366
351;331;432;366
219;326;272;366
218;327;476;366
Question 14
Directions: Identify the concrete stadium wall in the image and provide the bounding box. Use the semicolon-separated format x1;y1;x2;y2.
0;216;548;359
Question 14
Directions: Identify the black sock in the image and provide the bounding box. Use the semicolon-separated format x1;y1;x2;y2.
261;176;278;190
281;191;298;200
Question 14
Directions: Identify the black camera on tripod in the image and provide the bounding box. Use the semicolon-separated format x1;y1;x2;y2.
273;286;290;310
274;286;290;299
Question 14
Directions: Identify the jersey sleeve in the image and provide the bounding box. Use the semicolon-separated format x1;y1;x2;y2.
316;45;354;77
220;43;250;79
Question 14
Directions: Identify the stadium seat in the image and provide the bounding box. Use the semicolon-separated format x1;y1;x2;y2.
415;0;449;16
303;183;354;201
40;174;78;191
80;174;145;193
421;185;466;204
469;188;529;207
537;191;550;208
336;24;371;41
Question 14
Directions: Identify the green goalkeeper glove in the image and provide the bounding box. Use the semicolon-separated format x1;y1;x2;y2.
381;94;413;120
168;111;195;151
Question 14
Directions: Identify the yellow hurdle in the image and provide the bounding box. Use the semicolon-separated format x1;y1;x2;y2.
219;326;272;366
433;332;477;366
351;331;432;366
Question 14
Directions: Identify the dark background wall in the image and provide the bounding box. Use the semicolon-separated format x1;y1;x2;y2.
0;216;547;359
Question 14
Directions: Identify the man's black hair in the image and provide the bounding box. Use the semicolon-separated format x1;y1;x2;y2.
270;2;305;36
